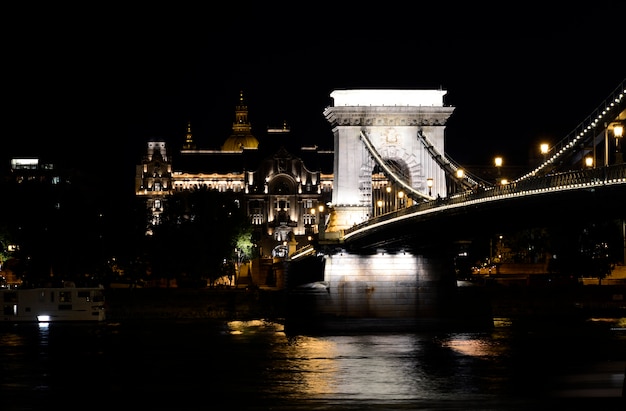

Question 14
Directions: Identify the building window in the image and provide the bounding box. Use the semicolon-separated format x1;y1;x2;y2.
275;200;289;210
303;212;314;226
59;292;72;303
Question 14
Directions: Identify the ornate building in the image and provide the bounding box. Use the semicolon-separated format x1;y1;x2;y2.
135;92;334;269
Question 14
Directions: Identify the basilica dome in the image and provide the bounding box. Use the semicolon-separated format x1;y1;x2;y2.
221;91;259;151
221;133;259;151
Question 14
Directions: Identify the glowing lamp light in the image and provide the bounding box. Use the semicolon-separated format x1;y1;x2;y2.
540;143;549;155
456;169;464;179
614;124;624;139
585;156;594;168
37;315;51;322
494;157;503;167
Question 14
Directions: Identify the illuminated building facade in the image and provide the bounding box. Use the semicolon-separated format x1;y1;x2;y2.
135;92;334;259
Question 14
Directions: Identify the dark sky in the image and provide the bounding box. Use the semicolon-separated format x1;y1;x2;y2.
3;3;625;178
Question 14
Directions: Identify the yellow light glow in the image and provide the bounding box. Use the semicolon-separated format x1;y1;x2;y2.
398;191;404;199
426;178;433;188
614;124;624;138
494;157;503;167
585;156;594;167
456;169;464;178
540;143;549;154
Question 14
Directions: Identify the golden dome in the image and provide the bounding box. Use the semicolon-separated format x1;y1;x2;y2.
221;90;259;151
222;133;259;151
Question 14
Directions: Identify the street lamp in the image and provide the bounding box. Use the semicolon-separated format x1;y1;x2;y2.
426;178;433;196
398;191;404;209
540;143;549;163
317;204;325;237
614;123;624;164
455;169;464;194
585;156;594;168
605;122;624;165
494;156;503;177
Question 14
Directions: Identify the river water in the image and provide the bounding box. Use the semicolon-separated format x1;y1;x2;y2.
1;317;625;410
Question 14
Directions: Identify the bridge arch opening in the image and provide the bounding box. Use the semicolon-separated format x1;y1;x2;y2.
371;160;415;216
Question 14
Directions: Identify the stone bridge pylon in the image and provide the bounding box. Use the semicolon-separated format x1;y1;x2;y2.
322;89;456;235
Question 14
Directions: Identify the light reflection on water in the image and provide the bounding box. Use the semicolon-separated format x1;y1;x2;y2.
1;318;625;410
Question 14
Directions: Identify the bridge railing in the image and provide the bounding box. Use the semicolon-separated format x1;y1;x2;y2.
517;79;625;181
343;163;626;236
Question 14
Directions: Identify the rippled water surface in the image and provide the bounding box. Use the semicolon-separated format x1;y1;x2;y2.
1;318;625;410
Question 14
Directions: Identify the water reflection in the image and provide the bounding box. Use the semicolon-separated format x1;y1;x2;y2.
1;318;625;410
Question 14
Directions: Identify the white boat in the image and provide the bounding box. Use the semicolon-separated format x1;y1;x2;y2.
1;282;106;322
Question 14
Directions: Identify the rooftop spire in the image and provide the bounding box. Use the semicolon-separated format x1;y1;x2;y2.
182;120;196;150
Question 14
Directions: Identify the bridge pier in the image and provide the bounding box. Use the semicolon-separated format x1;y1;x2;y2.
285;249;493;334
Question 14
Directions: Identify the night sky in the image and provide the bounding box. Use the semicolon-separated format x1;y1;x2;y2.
2;3;625;181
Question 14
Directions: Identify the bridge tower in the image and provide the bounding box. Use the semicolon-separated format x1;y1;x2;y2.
323;89;455;233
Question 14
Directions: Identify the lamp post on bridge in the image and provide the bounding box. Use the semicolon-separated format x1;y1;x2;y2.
605;122;624;165
614;123;624;164
455;169;464;194
540;143;549;164
494;156;504;185
426;178;433;197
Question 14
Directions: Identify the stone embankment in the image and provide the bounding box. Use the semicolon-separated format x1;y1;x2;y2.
103;283;626;322
485;284;626;319
104;288;287;321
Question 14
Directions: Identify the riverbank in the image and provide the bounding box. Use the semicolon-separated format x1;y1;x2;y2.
103;283;626;323
104;287;287;321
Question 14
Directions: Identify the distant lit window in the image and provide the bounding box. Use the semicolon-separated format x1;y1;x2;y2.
11;158;38;170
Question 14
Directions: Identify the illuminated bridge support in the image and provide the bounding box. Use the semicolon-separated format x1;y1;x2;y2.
285;248;493;333
323;89;455;233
